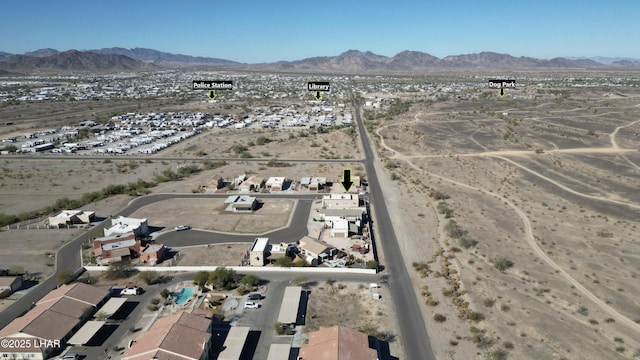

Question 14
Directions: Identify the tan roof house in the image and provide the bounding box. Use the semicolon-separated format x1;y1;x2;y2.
122;311;212;360
299;326;378;360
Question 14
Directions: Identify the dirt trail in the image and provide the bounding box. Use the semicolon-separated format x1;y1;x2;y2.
610;119;640;149
494;156;640;211
609;118;640;170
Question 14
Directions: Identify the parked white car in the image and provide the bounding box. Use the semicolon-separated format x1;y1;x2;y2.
175;225;191;231
120;285;143;295
244;302;260;309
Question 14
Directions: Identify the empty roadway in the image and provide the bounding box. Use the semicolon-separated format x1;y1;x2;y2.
351;90;435;360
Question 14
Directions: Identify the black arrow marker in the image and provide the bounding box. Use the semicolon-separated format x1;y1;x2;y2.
340;168;354;193
499;88;505;97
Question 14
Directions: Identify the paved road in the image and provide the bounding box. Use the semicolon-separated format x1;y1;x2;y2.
0;193;321;330
351;92;435;360
156;199;314;247
2;154;365;163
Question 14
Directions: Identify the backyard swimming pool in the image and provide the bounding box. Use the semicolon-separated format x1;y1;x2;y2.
173;287;195;305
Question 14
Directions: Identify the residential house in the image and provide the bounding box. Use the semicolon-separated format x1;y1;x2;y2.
0;276;23;297
0;283;110;360
122;311;212;360
104;216;148;237
299;236;335;265
265;176;286;192
93;232;141;264
239;175;265;193
249;237;269;266
321;193;359;210
298;326;378;360
329;218;349;238
300;177;327;192
139;244;166;265
234;174;247;186
201;174;224;192
48;210;96;227
224;195;258;212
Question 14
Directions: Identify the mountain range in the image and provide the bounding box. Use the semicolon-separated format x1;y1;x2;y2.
0;50;159;73
0;48;639;74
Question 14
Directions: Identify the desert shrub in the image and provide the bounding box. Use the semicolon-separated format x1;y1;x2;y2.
275;256;294;267
486;349;509;360
208;267;239;290
366;260;379;270
483;299;495;307
426;297;439;306
105;261;137;280
139;271;159;285
56;270;74;285
437;202;454;218
458;235;478;248
493;257;514;271
193;271;209;287
430;190;450;200
241;274;261;287
290;276;308;287
467;311;485;322
433;314;447;322
255;136;271;145
577;306;589;316
231;144;248;154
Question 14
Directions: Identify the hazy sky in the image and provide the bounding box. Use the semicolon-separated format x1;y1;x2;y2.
2;1;638;63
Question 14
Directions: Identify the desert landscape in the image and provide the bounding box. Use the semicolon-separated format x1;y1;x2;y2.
370;83;640;359
1;70;639;360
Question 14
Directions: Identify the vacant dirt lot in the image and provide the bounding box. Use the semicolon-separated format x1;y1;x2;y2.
158;125;362;161
372;86;640;359
172;244;251;267
129;198;294;234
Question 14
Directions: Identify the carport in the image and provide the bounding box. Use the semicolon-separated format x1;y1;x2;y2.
218;326;250;360
277;286;302;325
67;320;105;345
97;297;128;318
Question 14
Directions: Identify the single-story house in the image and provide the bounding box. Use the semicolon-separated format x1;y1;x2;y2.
299;326;378;360
139;244;166;265
299;236;335;265
48;210;95;227
239;175;265;193
321;193;360;210
201;175;224;192
224;195;258;212
122;311;212;360
300;177;327;192
0;283;110;360
329;218;349;238
265;176;286;192
0;276;23;297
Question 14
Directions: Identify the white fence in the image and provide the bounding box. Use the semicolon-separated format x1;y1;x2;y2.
83;265;377;275
6;223;91;230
